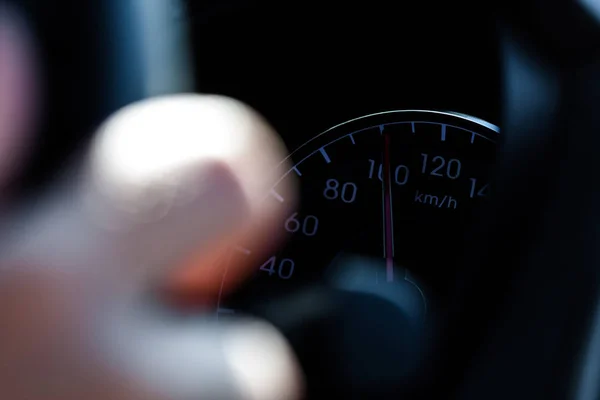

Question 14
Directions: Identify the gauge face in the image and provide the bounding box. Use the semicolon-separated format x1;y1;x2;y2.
219;110;498;315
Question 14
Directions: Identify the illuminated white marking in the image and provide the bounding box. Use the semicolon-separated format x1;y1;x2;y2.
269;111;498;191
319;147;331;163
470;132;476;144
411;122;415;133
379;125;384;134
349;134;356;144
404;271;427;316
390;184;395;256
441;124;447;141
234;246;251;255
270;189;284;202
292;166;302;176
381;179;386;257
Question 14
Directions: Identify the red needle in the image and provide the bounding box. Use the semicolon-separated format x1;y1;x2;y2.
382;128;394;282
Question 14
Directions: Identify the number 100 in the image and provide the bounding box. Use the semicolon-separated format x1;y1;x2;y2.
368;159;409;185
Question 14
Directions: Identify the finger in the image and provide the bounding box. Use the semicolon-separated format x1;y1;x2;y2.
0;5;38;196
86;94;297;298
84;94;302;399
102;308;304;400
0;94;302;399
0;269;304;400
3;94;295;297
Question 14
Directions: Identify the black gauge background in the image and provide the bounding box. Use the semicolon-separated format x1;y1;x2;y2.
223;111;497;313
187;2;502;311
12;1;501;224
187;0;501;151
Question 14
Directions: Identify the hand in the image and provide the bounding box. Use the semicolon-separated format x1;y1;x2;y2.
0;8;302;400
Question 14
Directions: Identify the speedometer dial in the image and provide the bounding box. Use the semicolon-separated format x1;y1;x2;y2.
219;110;498;315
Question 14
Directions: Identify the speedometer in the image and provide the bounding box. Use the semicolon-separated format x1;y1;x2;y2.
219;110;498;316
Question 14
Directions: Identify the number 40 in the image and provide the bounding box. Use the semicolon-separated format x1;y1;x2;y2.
259;256;295;279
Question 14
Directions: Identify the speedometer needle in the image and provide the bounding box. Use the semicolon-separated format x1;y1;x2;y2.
382;128;395;282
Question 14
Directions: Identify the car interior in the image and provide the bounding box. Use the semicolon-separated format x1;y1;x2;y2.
13;1;600;399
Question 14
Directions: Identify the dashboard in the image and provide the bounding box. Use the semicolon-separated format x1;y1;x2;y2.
187;0;500;306
183;3;504;396
223;111;497;315
20;0;600;399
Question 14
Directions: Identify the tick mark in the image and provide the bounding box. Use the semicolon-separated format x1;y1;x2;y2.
292;166;302;176
411;122;415;133
234;246;251;255
441;124;447;141
270;189;284;202
470;132;476;144
349;134;356;144
319;147;331;163
379;125;385;134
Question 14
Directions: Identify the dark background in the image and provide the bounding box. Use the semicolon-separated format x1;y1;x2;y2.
188;1;501;152
14;0;500;202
